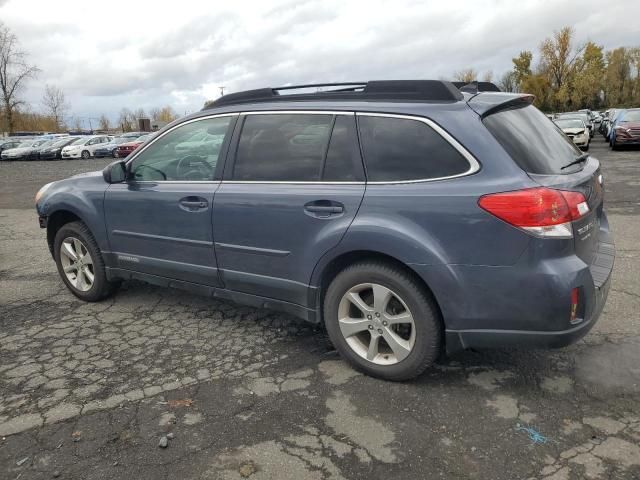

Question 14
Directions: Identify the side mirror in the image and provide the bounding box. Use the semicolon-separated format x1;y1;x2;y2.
102;160;127;183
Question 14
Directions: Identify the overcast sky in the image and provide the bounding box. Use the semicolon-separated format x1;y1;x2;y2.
0;0;636;127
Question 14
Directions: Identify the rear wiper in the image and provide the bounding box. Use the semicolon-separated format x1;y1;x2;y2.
561;153;589;170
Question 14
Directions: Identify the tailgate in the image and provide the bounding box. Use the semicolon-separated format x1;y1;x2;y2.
529;157;607;268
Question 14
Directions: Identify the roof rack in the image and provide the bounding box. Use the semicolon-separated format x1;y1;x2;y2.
452;81;501;93
204;80;464;109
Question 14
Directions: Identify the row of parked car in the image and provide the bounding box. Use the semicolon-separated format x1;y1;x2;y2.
550;107;640;151
0;132;154;161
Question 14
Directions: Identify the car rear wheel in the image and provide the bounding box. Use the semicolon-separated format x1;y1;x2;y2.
54;221;120;302
324;262;441;381
81;150;90;159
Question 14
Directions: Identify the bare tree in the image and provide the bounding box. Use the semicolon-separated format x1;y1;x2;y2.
98;114;110;131
0;23;39;134
453;68;477;83
118;108;133;132
41;84;69;132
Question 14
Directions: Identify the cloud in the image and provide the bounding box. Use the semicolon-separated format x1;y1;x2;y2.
0;0;636;123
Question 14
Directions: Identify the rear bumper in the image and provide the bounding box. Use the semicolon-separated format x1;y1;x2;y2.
444;273;610;352
413;214;615;354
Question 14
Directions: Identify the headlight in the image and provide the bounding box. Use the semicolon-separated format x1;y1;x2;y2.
35;182;53;204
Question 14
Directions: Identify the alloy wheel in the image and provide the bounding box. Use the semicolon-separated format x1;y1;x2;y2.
337;283;416;365
59;237;95;292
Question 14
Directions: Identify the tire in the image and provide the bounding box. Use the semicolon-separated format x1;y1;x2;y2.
53;221;119;302
81;150;90;159
323;261;442;381
583;143;589;152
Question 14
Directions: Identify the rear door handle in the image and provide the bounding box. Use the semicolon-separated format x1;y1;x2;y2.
304;201;344;218
305;205;343;214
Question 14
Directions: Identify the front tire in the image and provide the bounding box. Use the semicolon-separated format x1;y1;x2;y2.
54;221;119;302
324;262;442;381
81;150;90;159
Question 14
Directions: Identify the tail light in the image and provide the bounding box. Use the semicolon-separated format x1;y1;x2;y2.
478;187;589;238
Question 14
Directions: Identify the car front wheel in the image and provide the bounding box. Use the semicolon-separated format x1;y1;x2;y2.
81;150;90;159
324;262;442;381
54;221;119;301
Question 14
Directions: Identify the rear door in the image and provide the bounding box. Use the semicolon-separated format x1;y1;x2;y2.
104;114;236;286
212;112;365;305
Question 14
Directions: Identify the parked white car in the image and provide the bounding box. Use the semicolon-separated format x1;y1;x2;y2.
61;135;112;159
554;118;590;150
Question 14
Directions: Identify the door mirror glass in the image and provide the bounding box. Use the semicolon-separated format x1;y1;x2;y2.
103;160;127;183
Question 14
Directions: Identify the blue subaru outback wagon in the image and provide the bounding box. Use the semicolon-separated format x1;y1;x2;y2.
35;80;614;380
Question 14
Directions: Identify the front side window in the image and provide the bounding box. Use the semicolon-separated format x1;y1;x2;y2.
129;116;233;181
358;115;471;182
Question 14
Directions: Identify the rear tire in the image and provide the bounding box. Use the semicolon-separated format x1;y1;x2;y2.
53;221;120;302
324;262;442;381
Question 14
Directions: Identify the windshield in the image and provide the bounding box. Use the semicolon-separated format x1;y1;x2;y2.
17;140;36;147
621;110;640;122
71;138;88;145
113;136;131;144
555;119;584;129
37;140;55;149
52;138;75;147
483;104;583;175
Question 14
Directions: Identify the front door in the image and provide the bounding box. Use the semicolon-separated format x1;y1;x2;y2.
104;114;236;286
213;112;366;305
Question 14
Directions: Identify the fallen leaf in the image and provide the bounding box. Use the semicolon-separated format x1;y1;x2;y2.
168;398;193;408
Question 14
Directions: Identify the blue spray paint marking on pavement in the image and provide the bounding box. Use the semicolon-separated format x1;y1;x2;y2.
515;425;548;445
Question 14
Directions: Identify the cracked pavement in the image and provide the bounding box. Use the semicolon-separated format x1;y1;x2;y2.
1;138;639;479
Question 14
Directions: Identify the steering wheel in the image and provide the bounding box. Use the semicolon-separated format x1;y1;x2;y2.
176;155;214;180
133;164;167;181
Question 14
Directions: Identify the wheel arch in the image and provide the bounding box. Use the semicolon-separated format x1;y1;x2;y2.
46;209;84;257
314;249;444;327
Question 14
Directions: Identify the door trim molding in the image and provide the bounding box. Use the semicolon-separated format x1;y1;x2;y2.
112;229;214;246
215;242;290;257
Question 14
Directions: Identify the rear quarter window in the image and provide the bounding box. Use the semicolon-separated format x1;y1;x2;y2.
357;115;472;182
483;105;583;175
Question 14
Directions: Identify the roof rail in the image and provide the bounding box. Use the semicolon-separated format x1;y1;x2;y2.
204;80;464;109
452;81;501;93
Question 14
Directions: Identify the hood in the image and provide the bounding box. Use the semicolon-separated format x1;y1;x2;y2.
119;141;143;147
561;127;587;134
618;121;640;129
71;170;103;179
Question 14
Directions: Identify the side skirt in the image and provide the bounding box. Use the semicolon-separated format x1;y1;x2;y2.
105;267;320;324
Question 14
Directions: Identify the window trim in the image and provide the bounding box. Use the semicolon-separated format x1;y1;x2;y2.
124;113;239;184
123;110;480;185
356;112;480;184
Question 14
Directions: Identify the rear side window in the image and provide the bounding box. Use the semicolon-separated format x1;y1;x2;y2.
232;114;364;182
483;105;582;174
357;115;471;182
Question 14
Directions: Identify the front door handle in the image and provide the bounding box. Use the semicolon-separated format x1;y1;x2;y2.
179;197;208;211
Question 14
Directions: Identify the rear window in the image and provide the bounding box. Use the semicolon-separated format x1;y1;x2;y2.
483;105;583;175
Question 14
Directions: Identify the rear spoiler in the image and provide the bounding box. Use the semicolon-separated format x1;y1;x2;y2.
467;93;535;118
452;81;501;93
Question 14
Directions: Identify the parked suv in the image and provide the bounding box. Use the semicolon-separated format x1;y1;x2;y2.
35;80;614;380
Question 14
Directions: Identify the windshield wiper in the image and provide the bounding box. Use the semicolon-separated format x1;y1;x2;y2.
561;153;589;170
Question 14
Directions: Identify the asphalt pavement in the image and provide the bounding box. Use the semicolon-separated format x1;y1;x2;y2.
0;137;639;480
